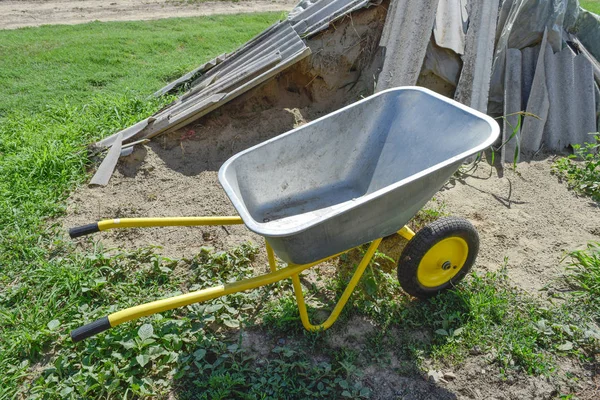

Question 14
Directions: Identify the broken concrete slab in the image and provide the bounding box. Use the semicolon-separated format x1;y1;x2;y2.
376;0;440;91
422;37;463;87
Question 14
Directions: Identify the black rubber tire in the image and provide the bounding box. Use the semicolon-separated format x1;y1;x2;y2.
398;217;479;299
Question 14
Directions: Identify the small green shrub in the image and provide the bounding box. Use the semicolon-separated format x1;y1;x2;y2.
566;243;600;319
553;134;600;202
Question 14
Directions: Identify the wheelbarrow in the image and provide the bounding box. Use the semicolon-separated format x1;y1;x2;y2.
69;87;499;342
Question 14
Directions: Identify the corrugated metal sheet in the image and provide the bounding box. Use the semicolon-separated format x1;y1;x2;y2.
501;28;598;162
489;0;578;114
454;0;500;112
96;21;310;149
289;0;373;37
502;48;522;164
576;9;600;62
91;0;380;185
376;0;440;91
520;31;551;153
152;53;227;97
544;47;596;150
595;82;600;132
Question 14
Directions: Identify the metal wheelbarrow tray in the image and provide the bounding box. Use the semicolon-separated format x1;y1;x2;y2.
219;87;499;265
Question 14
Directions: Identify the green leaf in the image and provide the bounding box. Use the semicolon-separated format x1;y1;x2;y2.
120;340;136;350
59;386;74;397
452;327;464;337
435;329;449;336
205;304;224;313
136;354;150;367
557;342;573;351
47;319;60;331
342;391;352;397
138;324;154;341
223;318;240;328
193;349;207;360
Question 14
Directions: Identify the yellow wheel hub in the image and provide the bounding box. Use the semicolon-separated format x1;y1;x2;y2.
417;237;469;288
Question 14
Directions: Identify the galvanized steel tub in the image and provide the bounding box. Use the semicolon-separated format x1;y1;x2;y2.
219;87;500;264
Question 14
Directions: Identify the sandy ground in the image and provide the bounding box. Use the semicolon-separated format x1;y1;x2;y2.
439;158;600;294
0;0;297;30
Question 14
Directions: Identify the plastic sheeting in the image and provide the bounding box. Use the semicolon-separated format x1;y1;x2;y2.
433;0;468;55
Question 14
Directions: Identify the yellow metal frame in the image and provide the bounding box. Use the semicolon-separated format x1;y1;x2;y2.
85;216;416;333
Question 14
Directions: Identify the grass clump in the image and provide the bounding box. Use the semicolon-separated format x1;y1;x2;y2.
566;243;600;319
0;13;281;114
553;133;600;202
581;0;600;15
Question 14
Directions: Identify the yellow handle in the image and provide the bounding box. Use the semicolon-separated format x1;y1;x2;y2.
98;216;243;230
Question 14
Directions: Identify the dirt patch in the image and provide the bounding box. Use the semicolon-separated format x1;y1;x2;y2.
438;157;600;295
0;0;297;30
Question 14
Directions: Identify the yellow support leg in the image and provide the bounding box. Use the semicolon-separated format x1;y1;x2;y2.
266;241;277;272
398;225;416;241
292;238;383;331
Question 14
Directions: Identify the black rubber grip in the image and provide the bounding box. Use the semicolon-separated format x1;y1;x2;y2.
71;316;111;342
69;223;100;238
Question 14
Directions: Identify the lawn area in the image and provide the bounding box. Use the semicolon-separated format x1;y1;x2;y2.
0;13;283;398
581;0;600;15
1;10;599;400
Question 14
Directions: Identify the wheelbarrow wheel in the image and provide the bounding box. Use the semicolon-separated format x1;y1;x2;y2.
397;217;479;299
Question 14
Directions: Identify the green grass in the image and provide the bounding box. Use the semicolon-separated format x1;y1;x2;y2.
566;243;600;318
552;134;600;202
581;0;600;15
0;13;283;115
0;13;283;398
